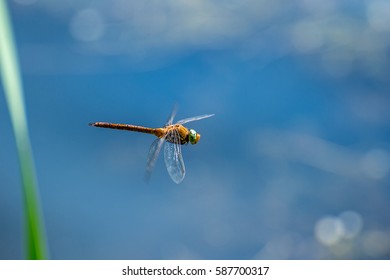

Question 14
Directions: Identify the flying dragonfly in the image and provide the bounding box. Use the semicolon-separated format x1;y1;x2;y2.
89;107;214;184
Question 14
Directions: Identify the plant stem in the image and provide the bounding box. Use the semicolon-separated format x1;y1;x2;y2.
0;0;48;259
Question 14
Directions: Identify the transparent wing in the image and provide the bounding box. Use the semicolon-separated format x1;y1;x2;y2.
164;129;185;184
145;137;165;182
176;114;215;125
165;104;178;126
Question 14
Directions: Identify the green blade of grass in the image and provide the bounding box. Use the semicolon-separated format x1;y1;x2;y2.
0;0;48;259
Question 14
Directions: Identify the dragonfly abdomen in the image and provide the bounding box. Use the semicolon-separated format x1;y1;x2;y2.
89;122;156;135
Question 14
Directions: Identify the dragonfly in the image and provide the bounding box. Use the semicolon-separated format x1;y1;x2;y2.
89;107;214;184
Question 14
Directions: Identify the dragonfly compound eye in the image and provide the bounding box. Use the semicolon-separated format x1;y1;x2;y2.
189;129;198;144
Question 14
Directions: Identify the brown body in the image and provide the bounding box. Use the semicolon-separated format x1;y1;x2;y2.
89;122;200;145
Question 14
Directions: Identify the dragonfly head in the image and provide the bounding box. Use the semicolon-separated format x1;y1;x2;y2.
189;129;200;144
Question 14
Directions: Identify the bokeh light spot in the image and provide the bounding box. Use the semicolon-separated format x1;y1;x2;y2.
70;8;105;42
362;230;390;257
339;211;363;239
291;20;323;53
315;217;344;246
367;0;390;32
360;149;390;180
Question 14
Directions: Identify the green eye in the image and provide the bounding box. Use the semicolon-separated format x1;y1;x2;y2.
189;129;197;144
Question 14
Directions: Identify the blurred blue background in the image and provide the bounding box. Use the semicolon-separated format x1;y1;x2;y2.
1;0;390;259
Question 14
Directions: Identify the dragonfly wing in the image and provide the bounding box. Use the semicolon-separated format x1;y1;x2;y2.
176;114;215;125
164;129;185;184
165;104;178;126
145;137;165;182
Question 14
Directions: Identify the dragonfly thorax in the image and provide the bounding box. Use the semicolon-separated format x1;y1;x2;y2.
159;124;200;145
